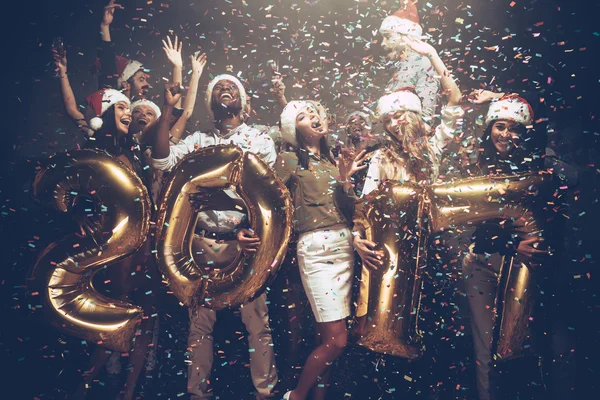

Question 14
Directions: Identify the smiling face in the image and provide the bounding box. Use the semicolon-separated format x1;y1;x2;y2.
130;104;158;133
114;101;132;134
348;115;370;139
490;119;525;157
296;106;327;142
211;79;241;109
128;71;150;98
382;110;409;142
381;31;407;60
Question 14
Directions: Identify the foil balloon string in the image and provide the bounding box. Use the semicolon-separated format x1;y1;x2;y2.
28;149;151;352
155;144;293;309
353;172;556;360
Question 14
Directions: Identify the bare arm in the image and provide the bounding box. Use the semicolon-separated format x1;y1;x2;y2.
100;0;123;42
153;83;182;159
162;35;183;108
52;49;89;133
170;52;207;140
404;37;461;107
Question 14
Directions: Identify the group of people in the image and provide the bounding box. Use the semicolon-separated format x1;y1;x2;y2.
49;1;577;399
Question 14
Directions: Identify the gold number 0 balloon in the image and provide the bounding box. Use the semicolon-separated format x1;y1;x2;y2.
428;172;555;360
352;181;428;359
155;144;293;309
28;150;151;352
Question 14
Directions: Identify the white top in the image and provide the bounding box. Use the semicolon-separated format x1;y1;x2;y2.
362;105;464;197
151;123;277;233
385;52;441;121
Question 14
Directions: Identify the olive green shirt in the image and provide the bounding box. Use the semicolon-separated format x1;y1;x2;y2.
274;151;356;234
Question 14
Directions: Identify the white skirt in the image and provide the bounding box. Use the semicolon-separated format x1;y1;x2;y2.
297;224;355;323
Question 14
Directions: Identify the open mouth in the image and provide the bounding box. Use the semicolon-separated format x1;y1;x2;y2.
120;117;131;126
136;118;148;126
311;117;325;133
220;93;234;101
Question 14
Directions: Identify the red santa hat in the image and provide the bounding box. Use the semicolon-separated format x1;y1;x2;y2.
205;74;248;120
85;89;130;131
379;1;423;39
485;94;534;127
116;55;144;88
376;87;422;118
131;99;161;119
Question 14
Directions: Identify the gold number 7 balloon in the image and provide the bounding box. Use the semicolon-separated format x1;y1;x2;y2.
427;172;556;360
27;149;151;352
155;144;293;309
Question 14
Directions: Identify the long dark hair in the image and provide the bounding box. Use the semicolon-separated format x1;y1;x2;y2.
87;105;128;155
295;129;336;170
477;120;546;175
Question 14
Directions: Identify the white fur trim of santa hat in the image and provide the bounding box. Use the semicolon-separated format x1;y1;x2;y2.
87;89;130;131
131;99;161;119
205;74;248;120
376;90;422;118
485;95;534;127
117;60;144;87
280;101;315;148
379;15;423;38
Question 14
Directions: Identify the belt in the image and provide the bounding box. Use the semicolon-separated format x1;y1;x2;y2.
195;230;239;242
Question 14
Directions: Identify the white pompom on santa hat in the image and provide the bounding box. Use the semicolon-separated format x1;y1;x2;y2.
115;55;144;88
376;87;423;118
204;74;248;120
485;94;534;127
131;99;161;119
379;1;423;39
85;89;130;131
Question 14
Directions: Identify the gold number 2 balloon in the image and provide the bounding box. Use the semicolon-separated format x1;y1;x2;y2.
155;144;293;309
28;149;151;352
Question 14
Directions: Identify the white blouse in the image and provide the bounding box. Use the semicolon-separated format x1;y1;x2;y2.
362;105;464;197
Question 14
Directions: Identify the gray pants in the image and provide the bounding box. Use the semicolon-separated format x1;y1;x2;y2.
462;251;502;400
187;292;278;399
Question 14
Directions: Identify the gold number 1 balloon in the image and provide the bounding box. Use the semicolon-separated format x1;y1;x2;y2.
352;181;427;359
28;150;151;352
429;172;555;360
155;144;293;309
353;172;555;360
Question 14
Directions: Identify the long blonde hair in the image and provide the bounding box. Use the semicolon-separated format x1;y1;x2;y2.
382;110;439;182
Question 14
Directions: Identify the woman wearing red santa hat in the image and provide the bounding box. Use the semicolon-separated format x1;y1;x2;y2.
379;1;440;122
461;92;579;400
71;88;160;400
277;99;369;400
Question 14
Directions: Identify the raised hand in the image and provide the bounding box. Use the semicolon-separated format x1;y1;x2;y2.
270;77;286;100
102;0;124;27
162;36;183;68
190;52;207;76
339;148;369;181
403;36;436;58
164;82;182;107
467;89;502;105
52;48;67;75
